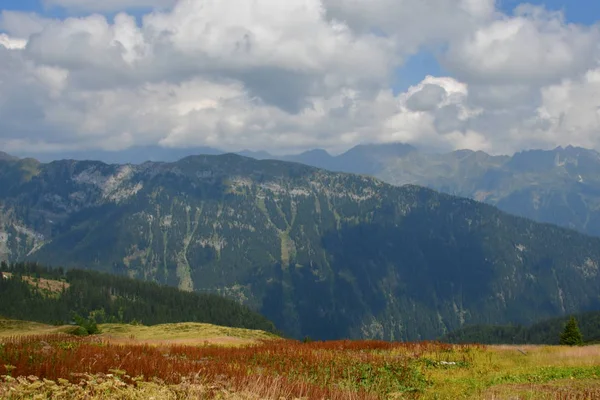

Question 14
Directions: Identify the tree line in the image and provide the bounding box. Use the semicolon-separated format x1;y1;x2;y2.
0;261;278;334
442;313;594;345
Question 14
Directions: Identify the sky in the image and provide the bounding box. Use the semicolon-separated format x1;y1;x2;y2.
1;0;600;158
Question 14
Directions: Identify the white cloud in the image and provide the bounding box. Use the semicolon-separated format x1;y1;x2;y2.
0;11;54;39
381;76;491;153
322;0;495;53
1;0;600;158
445;5;600;84
0;34;26;49
535;69;600;150
42;0;176;12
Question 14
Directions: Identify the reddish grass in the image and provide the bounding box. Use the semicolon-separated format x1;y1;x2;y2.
0;335;461;399
2;336;596;399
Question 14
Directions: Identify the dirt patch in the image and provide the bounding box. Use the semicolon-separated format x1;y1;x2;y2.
21;276;70;293
0;272;70;294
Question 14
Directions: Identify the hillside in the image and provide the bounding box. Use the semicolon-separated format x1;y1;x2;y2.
0;317;72;338
0;151;17;162
0;262;277;333
2;154;600;340
0;317;275;345
251;144;600;237
14;143;600;238
442;311;600;345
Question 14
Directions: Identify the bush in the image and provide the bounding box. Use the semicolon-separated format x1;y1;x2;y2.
72;312;100;336
70;326;90;336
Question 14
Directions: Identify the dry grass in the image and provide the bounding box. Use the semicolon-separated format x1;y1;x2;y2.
0;318;72;338
20;275;70;294
0;318;275;346
1;273;70;297
99;322;277;346
1;328;600;399
0;374;277;399
0;335;442;399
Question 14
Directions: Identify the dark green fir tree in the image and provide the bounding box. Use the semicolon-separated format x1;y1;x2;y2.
559;316;583;346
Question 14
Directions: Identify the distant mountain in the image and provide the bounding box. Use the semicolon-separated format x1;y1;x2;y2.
0;151;17;161
2;154;600;340
281;149;337;170
378;145;600;237
277;143;417;175
249;144;600;237
237;150;274;159
9;141;600;237
10;145;224;165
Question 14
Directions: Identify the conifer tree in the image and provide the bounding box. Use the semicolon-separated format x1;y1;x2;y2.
560;316;583;346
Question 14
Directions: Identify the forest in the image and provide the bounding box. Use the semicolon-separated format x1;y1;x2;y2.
0;261;277;334
442;311;600;345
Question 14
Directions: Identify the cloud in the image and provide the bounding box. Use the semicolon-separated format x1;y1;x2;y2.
0;34;27;49
382;76;489;153
406;84;447;112
0;11;54;38
322;0;495;53
42;0;176;12
535;69;600;150
444;5;600;84
1;1;600;158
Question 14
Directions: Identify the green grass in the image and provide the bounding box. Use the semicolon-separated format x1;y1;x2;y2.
99;322;278;343
420;345;600;399
0;317;73;338
0;317;278;345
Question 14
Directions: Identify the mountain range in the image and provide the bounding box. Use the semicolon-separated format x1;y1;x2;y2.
1;153;600;340
252;144;600;238
19;143;600;238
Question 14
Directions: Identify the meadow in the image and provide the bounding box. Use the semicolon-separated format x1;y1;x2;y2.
1;326;600;399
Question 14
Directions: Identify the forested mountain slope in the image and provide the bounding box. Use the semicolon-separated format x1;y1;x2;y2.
1;154;600;340
256;144;600;237
0;262;277;333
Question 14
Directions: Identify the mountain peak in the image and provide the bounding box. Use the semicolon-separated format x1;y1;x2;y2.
0;151;18;161
297;148;332;157
236;150;274;160
175;152;318;180
343;142;416;157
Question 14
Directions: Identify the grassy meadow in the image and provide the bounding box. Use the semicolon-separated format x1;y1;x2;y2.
0;317;275;345
0;319;599;399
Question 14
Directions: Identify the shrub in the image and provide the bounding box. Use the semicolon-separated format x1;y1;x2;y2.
72;312;99;336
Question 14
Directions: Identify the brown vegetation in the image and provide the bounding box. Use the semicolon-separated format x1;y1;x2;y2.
1;334;599;399
20;275;70;293
0;335;456;399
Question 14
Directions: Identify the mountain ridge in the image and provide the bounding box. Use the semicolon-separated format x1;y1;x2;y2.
2;153;600;340
246;144;600;237
0;151;17;161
